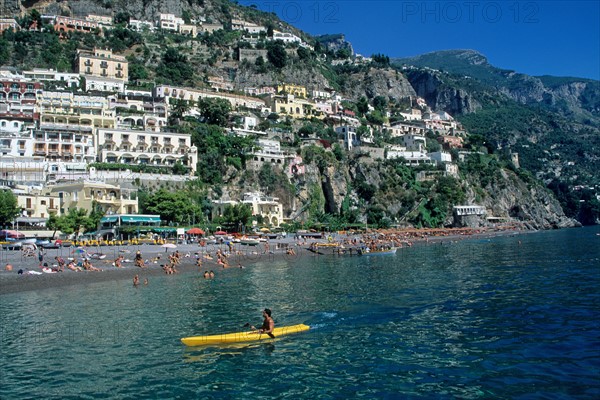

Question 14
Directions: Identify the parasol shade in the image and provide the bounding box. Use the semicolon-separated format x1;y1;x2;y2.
187;228;205;235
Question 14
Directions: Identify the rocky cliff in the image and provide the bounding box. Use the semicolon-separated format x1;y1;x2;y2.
465;169;578;230
341;67;417;101
315;34;354;55
402;69;482;115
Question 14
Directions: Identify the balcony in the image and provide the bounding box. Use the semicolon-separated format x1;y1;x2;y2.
84;60;93;67
100;61;108;68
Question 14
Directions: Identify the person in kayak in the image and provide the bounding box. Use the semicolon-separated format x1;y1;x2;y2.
251;309;275;338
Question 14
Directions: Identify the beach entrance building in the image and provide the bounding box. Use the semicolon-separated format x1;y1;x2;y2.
98;214;161;239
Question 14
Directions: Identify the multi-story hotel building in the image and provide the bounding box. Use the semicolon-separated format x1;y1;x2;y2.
108;93;168;132
0;78;43;129
31;125;96;163
38;91;116;129
96;128;198;174
77;48;128;84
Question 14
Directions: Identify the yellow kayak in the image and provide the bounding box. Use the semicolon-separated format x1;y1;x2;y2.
181;324;310;346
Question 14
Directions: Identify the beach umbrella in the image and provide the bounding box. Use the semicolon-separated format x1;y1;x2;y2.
161;243;177;249
187;228;205;235
0;230;25;239
214;231;227;235
72;247;87;255
260;227;270;233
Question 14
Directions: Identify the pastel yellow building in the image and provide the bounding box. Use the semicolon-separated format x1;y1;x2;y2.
46;181;138;215
17;192;61;219
276;84;307;98
271;94;313;119
78;48;128;83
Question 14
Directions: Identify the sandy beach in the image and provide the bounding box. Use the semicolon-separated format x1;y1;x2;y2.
0;227;526;295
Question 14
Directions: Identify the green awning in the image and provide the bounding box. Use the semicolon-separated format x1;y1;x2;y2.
101;216;118;222
122;216;161;223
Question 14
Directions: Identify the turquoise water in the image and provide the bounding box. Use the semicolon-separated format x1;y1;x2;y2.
1;227;599;399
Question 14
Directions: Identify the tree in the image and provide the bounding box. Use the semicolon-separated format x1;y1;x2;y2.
0;190;20;228
156;47;194;85
217;204;253;227
172;161;188;175
114;12;130;25
297;46;310;60
196;97;232;126
254;55;267;73
168;98;192;125
373;96;388;113
371;53;390;67
144;189;202;225
356;96;369;116
48;208;96;236
266;41;287;69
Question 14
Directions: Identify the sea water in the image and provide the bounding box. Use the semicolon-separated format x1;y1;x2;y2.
1;227;599;399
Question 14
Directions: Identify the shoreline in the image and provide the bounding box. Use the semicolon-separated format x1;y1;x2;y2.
0;227;527;296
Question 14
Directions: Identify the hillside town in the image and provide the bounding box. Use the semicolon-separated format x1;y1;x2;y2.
1;12;509;239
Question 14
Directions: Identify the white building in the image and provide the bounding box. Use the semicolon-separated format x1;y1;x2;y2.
231;19;266;34
272;31;302;44
248;138;287;169
86;15;113;27
335;125;360;150
399;109;422;121
0;131;35;158
402;134;427;151
154;85;266;110
158;14;184;31
428;151;452;164
129;19;155;32
96;128;198;174
84;75;125;93
22;68;80;87
386;146;433;166
212;192;284;227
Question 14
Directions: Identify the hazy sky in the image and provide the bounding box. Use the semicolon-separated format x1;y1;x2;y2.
238;0;600;80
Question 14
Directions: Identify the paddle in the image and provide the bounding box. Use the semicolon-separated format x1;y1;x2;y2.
244;322;274;338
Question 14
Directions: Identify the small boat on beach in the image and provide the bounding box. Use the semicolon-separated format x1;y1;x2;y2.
240;238;260;246
357;247;397;256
